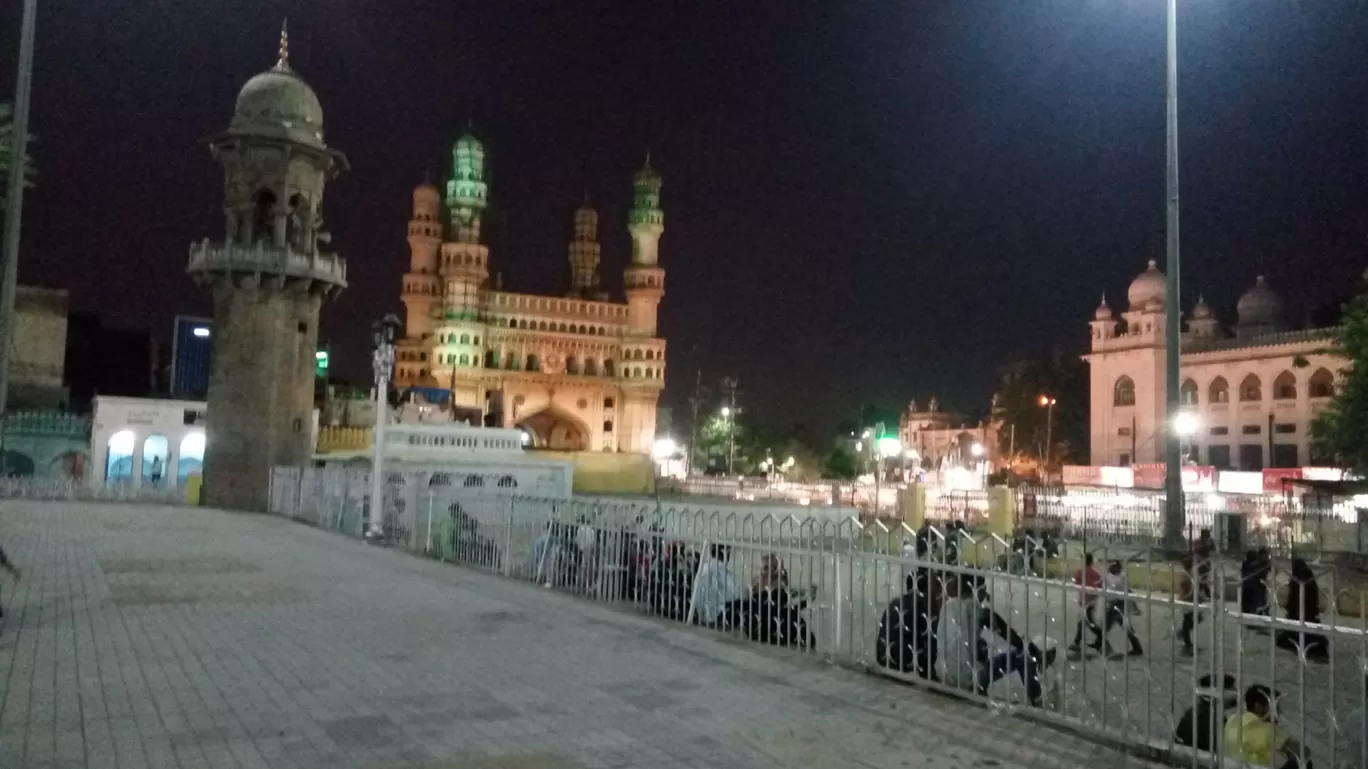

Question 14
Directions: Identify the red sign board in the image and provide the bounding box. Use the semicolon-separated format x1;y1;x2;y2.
1133;463;1166;489
1263;468;1303;495
1132;463;1216;491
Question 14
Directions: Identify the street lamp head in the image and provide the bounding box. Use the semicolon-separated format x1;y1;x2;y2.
971;442;984;457
651;437;677;460
1038;395;1056;407
1173;411;1201;437
720;406;731;418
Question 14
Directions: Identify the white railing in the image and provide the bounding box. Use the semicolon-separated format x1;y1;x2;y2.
265;471;1368;769
0;477;187;505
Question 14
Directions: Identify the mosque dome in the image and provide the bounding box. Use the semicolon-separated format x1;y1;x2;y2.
634;154;662;188
1094;295;1113;321
229;30;324;148
1237;275;1284;326
1127;260;1167;309
1191;294;1213;320
413;178;440;203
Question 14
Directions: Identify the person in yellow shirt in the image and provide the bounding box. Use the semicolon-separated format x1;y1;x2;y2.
1223;685;1309;769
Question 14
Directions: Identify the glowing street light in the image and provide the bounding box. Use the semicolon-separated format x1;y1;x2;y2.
970;442;984;458
1173;411;1200;437
1038;395;1058;471
720;406;732;418
652;437;678;460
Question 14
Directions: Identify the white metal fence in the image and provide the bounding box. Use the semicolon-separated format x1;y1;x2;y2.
268;467;1368;769
0;477;188;505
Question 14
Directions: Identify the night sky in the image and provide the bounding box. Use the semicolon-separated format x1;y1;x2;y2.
3;1;1367;434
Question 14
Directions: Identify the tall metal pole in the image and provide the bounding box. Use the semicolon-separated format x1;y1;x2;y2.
0;0;39;427
1162;0;1186;551
367;315;400;541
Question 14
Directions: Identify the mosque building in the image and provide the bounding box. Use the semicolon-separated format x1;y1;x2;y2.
1085;261;1341;471
393;135;666;454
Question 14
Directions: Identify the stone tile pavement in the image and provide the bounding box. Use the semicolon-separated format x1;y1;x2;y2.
0;501;1165;769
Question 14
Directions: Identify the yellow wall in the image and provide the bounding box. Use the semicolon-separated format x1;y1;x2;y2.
316;426;372;454
534;450;656;495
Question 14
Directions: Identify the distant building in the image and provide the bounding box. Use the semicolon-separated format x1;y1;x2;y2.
1085;262;1341;470
898;397;997;469
91;395;206;488
10;286;69;410
170;316;213;399
394;132;666;455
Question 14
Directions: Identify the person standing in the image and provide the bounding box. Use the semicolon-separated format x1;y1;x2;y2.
1069;553;1104;654
1096;560;1143;657
0;542;20;626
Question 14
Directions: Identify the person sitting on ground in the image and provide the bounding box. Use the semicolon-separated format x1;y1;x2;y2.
1174;673;1239;752
688;544;747;626
733;554;815;647
1097;560;1143;657
937;572;1057;707
877;566;943;679
1224;684;1309;769
1275;558;1329;662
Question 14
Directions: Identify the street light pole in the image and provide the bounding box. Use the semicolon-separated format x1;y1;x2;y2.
0;0;39;432
367;314;401;541
1162;0;1186;552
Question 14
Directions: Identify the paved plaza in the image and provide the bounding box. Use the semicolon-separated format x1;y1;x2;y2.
0;501;1170;769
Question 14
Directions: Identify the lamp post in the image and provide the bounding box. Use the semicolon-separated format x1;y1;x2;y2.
0;0;39;445
1161;0;1185;551
1037;395;1057;473
367;314;401;541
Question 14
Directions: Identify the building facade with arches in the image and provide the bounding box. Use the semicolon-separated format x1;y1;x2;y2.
90;396;208;489
1085;262;1341;471
393;133;666;455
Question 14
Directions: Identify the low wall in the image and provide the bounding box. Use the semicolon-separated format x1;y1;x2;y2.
533;450;656;495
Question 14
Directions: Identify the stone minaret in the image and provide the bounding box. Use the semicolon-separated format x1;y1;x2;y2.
187;25;348;511
567;200;601;297
433;132;490;402
624;155;664;336
401;178;442;338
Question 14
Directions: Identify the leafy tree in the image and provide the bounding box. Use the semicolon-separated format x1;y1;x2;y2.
0;101;35;213
1311;276;1368;474
823;445;859;480
991;351;1088;467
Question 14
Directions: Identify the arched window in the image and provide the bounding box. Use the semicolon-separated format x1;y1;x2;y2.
460;333;470;344
1209;376;1229;403
527;355;540;372
1273;371;1297;400
1180;379;1198;405
177;433;204;486
584;359;599;376
645;367;654;378
429;472;452;487
141;435;169;487
634;367;643;378
566;357;581;375
485;350;498;368
497;475;518;488
463;475;484;487
539;321;549;331
105;430;135;484
603;360;615;376
1113;376;1136;407
458;354;469;366
1309;368;1335;398
1239;374;1262;402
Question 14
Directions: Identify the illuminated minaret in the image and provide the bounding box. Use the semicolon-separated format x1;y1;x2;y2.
567;199;601;297
431;131;490;397
624;155;664;336
401;177;441;338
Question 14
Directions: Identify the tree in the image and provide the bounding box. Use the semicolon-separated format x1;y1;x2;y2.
0;101;35;214
1311;276;1368;474
991;351;1088;468
823;445;859;480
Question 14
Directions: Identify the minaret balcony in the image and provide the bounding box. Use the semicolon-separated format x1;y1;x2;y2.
187;239;347;290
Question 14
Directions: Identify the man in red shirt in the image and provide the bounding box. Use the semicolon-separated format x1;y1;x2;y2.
1069;553;1104;653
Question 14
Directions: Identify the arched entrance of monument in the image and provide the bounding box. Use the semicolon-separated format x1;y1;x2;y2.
517;408;589;451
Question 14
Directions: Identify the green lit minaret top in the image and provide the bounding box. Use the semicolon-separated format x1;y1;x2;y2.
627;154;664;265
446;131;488;243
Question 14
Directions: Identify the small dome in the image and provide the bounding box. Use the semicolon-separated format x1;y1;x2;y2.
1237;275;1284;326
1127;260;1166;309
1094;295;1113;320
230;60;324;147
414;178;440;203
634;154;662;188
1192;294;1213;320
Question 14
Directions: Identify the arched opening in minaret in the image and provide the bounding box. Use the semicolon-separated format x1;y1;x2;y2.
252;189;277;244
517;408;589;451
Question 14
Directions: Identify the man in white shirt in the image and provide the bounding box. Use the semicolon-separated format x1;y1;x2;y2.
689;544;747;626
937;572;1054;706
